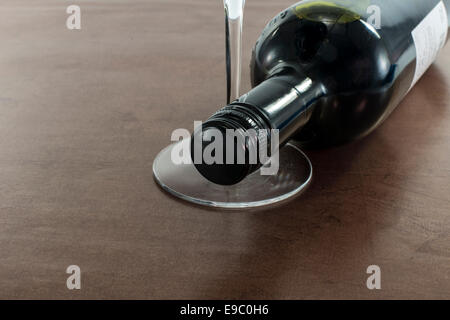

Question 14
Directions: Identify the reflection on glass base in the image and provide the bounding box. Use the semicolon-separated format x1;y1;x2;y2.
153;139;312;209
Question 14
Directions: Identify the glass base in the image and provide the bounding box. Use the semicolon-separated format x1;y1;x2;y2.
153;139;312;209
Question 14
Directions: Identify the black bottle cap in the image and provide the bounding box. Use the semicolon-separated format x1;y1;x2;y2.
190;124;252;186
190;104;271;185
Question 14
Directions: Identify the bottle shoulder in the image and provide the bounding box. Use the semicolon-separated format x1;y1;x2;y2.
251;3;393;94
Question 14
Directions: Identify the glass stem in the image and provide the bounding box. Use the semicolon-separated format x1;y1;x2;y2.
224;0;245;104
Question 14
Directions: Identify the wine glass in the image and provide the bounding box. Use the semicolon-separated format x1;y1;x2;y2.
153;1;313;209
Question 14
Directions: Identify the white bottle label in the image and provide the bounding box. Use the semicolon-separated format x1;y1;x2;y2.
410;1;448;89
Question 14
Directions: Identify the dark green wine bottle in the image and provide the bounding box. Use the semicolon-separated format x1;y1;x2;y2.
192;0;450;185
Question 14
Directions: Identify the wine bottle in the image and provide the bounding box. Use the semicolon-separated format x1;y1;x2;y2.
191;0;450;185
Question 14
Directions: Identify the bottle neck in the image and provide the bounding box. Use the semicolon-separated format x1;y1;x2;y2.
233;72;327;145
190;71;326;185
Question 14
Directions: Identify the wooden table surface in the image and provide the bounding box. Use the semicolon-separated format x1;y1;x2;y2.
0;0;449;299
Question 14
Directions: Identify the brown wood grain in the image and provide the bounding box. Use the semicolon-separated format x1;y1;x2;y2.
0;0;449;299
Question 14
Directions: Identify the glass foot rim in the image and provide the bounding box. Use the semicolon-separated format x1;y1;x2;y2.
153;142;313;209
